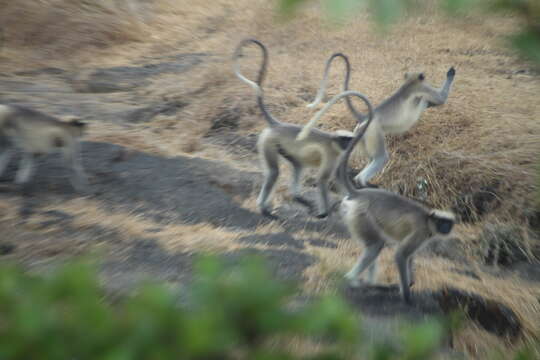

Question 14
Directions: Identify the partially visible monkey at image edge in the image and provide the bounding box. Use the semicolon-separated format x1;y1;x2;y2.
330;98;455;304
233;39;363;219
0;104;88;191
303;62;456;187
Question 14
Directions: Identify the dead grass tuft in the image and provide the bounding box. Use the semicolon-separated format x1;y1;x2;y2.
0;1;151;60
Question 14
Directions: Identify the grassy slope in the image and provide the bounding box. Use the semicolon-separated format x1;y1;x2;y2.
0;0;539;358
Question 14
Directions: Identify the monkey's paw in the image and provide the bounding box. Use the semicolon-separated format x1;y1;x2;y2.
344;273;361;288
447;67;456;78
261;208;279;220
292;196;315;211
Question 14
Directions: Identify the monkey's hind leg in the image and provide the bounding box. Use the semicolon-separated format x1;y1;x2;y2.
354;126;388;187
354;148;388;187
257;142;280;219
344;214;385;287
364;262;378;284
279;147;315;213
14;153;36;185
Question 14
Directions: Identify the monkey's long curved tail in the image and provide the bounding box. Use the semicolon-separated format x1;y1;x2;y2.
333;92;375;196
296;90;373;193
307;53;366;122
232;39;279;127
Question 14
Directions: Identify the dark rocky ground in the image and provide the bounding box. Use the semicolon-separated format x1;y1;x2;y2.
0;52;525;352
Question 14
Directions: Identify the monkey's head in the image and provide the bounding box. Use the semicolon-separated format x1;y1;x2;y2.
404;72;425;83
428;209;455;235
332;129;355;151
66;117;87;137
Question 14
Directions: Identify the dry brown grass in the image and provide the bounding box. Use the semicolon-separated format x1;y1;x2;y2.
0;0;149;64
302;232;540;358
110;0;538;224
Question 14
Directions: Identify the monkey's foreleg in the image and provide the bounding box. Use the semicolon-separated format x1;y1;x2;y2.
407;257;415;287
257;168;279;218
0;149;14;177
14;153;35;185
284;152;316;213
395;235;424;304
427;67;456;107
65;143;88;192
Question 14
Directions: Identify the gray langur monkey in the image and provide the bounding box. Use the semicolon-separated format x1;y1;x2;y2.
332;98;456;304
303;66;456;187
0;104;88;191
233;39;360;219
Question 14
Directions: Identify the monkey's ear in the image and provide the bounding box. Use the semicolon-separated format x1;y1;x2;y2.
418;73;425;81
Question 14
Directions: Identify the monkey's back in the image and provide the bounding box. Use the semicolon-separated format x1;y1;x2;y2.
260;123;341;168
347;189;430;241
0;104;77;153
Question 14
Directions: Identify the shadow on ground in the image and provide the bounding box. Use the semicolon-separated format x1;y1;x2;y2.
1;141;266;230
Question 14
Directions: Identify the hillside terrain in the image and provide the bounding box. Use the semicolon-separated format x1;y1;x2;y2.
0;1;539;358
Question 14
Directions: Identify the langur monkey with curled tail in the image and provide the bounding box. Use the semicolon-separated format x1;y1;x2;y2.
0;104;88;191
233;39;363;219
331;98;455;304
303;64;457;187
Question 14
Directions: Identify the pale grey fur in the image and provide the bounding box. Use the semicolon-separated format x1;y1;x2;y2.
331;97;456;304
0;104;88;191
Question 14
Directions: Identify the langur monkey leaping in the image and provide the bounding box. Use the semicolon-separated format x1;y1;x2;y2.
233;39;362;219
332;98;456;304
304;64;457;187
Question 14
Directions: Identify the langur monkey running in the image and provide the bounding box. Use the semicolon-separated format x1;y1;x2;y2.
0;104;88;191
332;99;456;304
303;64;456;187
233;39;361;219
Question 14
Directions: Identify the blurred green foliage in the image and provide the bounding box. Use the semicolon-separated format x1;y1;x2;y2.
278;0;540;66
0;255;456;359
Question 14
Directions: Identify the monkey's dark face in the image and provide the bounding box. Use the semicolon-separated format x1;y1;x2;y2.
71;119;86;128
335;135;353;151
404;72;425;83
434;217;454;235
69;120;87;137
